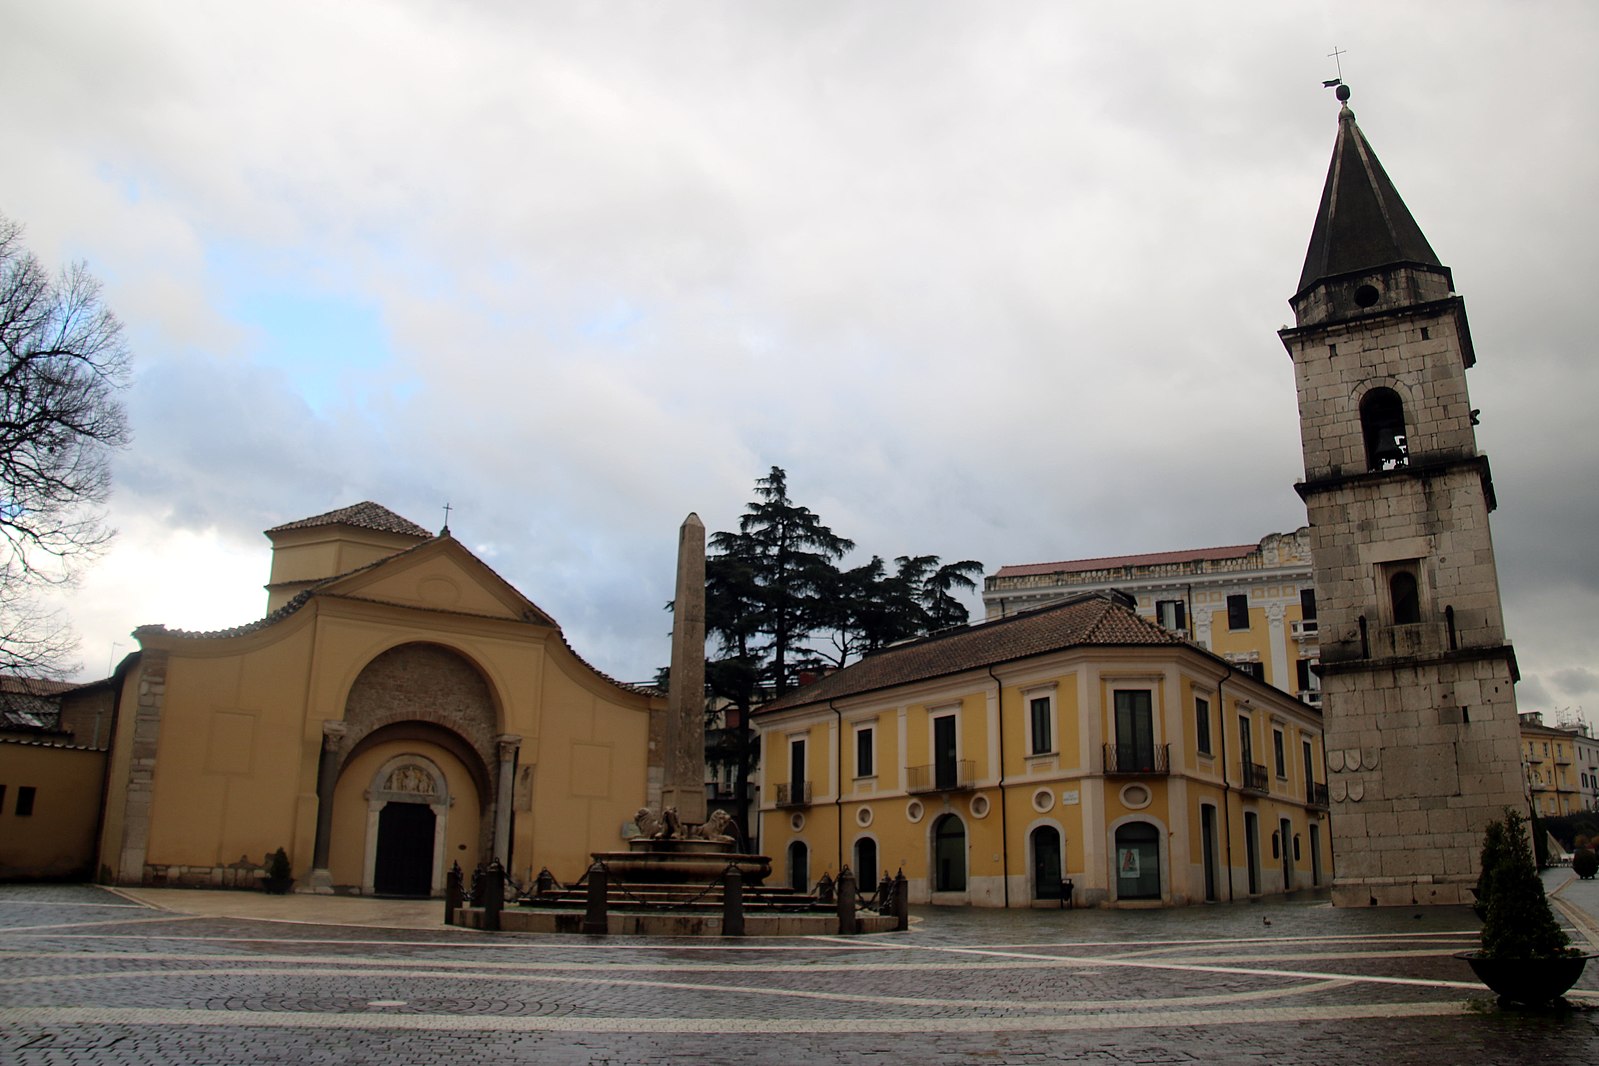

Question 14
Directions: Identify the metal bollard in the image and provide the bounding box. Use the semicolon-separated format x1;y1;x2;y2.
893;868;909;931
836;865;857;935
583;861;609;935
483;860;505;932
444;862;463;926
722;866;745;937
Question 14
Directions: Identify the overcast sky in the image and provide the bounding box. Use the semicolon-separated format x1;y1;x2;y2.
4;3;1596;723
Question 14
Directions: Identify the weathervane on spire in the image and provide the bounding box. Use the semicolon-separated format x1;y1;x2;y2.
1322;46;1350;101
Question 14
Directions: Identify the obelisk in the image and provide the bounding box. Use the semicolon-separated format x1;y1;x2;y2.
662;513;707;824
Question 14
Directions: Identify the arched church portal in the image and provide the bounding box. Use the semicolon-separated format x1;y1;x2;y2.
366;755;451;897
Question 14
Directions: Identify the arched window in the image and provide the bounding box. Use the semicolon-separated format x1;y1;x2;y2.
1114;821;1161;900
1390;570;1421;625
1360;387;1410;471
932;814;967;892
787;841;809;893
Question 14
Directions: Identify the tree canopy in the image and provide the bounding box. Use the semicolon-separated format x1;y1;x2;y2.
0;215;131;677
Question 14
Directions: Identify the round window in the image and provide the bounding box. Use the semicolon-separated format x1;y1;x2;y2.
1032;788;1055;813
906;799;925;824
789;812;806;832
1354;283;1380;308
970;795;991;819
1120;784;1152;809
856;806;874;828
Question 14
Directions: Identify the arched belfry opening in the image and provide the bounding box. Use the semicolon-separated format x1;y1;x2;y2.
319;643;514;895
1360;387;1409;471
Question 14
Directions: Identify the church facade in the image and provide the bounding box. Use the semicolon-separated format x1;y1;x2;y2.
97;502;665;895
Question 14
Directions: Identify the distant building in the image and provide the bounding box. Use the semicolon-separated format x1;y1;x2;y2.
1;677;116;880
753;592;1329;908
984;531;1320;706
1519;712;1597;816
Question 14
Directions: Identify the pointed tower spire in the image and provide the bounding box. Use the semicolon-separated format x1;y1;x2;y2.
1296;85;1445;300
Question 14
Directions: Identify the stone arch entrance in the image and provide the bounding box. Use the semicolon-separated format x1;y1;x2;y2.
335;643;507;868
367;755;449;897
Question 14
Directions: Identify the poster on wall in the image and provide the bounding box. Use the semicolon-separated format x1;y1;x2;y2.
1118;847;1141;879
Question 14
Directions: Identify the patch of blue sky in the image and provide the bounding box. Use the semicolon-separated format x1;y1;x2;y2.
206;239;409;415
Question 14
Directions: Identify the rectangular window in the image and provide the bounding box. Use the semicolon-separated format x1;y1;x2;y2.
1227;594;1250;630
790;739;806;789
1155;599;1186;631
1114;690;1155;768
1029;695;1053;755
1303;739;1315;797
855;726;874;778
1195;697;1212;756
934;714;958;790
1239;714;1254;769
1299;587;1317;621
1273;728;1287;778
1236;660;1266;683
16;785;36;817
0;784;6;812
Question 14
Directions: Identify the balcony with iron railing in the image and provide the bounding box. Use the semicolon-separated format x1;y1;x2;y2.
1307;781;1329;809
775;781;812;808
1102;743;1170;776
1240;762;1270;795
906;760;976;793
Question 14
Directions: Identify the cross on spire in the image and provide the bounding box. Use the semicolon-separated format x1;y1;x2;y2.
441;502;453;537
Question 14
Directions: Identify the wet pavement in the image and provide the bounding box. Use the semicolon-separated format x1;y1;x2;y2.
3;878;1599;1063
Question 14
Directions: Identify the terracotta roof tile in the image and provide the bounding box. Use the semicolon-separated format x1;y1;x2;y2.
758;594;1184;713
267;501;433;539
992;544;1259;580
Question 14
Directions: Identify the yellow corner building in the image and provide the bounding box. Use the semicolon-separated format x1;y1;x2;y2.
754;593;1330;907
97;502;665;895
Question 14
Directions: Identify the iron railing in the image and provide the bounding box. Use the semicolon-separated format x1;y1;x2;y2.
906;760;976;793
1102;743;1170;775
775;781;812;807
1240;762;1270;794
1307;781;1329;808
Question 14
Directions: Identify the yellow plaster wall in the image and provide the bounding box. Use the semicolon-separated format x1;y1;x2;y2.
0;743;107;879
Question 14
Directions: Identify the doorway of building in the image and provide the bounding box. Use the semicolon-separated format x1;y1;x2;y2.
1031;825;1063;901
1114;821;1161;900
788;841;810;892
932;813;967;892
1200;804;1218;902
373;802;436;896
854;837;878;886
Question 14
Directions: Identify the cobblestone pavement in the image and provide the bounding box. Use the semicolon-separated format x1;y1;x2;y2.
4;882;1599;1064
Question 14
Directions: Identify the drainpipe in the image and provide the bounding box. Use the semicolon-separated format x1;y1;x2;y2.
1216;663;1236;903
832;699;844;876
988;665;1010;908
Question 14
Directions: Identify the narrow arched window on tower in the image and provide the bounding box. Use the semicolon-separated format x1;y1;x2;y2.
1360;388;1410;471
1390;570;1421;625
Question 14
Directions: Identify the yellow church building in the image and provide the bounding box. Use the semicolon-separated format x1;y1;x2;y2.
754;592;1330;907
96;502;665;895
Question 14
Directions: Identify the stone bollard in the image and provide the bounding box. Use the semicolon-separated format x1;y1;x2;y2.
583;861;609;935
534;866;556;898
444;862;463;926
815;871;835;904
893;868;909;931
483;860;505;932
876;870;894;911
722;866;745;938
836;865;857;935
470;862;486;906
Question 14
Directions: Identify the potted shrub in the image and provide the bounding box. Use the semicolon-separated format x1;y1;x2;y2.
1574;848;1598;881
262;847;294;894
1460;808;1590;1005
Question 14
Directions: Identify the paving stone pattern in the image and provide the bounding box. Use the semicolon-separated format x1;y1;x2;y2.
3;881;1599;1064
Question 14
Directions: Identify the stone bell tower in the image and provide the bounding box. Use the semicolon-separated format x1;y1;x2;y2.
1280;85;1526;906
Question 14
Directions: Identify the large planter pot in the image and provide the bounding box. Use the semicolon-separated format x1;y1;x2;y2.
1456;951;1594;1005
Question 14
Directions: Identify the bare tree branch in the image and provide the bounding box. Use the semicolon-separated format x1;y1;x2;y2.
0;214;131;678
